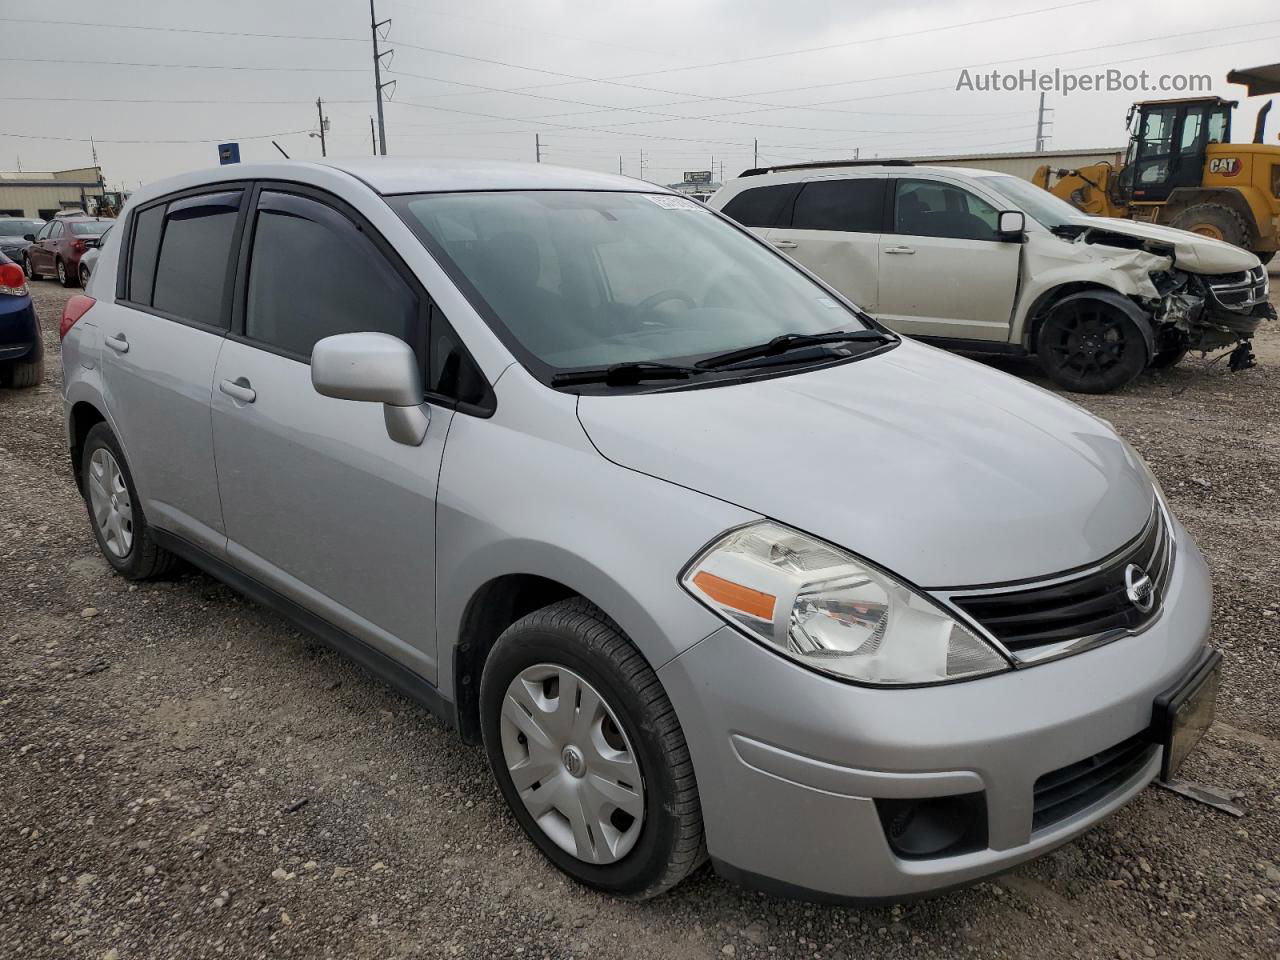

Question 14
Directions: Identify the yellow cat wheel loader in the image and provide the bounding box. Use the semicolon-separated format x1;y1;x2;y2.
1033;63;1280;264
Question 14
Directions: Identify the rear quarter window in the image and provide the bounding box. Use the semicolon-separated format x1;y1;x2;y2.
719;183;802;228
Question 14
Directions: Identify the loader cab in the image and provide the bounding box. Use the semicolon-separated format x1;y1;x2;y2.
1118;97;1235;203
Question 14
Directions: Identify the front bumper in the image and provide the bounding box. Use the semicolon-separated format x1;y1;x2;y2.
658;519;1213;902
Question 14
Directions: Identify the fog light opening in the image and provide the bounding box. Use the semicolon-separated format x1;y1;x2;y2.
875;793;987;860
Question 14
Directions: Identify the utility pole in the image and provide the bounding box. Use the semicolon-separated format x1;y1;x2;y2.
370;117;377;156
315;98;328;157
639;149;645;180
753;138;758;168
618;155;622;175
1035;93;1052;151
535;134;541;163
370;0;393;155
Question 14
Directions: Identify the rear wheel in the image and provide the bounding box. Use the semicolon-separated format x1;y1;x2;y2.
56;258;75;288
480;598;705;899
2;337;44;389
1037;298;1149;393
81;423;178;580
1169;203;1251;249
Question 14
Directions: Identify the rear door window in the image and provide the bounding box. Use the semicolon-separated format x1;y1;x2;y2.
719;183;802;228
243;190;419;361
151;191;244;328
790;178;885;232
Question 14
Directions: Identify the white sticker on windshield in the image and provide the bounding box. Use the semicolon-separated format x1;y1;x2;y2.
645;195;702;211
816;297;843;309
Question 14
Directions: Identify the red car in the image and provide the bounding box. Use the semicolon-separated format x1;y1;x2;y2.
24;216;113;288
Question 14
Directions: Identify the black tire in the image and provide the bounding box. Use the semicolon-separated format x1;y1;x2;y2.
56;258;75;288
81;423;178;580
23;255;40;281
1037;298;1149;393
4;337;44;388
480;598;705;899
1169;203;1251;249
1149;330;1189;370
1259;251;1275;265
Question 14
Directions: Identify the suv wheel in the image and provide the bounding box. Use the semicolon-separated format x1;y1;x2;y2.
480;598;705;899
1037;298;1149;393
81;423;177;580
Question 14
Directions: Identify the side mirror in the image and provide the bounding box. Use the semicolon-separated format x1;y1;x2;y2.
23;233;35;241
311;332;430;446
997;210;1026;239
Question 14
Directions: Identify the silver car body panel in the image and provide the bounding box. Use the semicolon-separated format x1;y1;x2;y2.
59;158;1217;901
578;338;1153;587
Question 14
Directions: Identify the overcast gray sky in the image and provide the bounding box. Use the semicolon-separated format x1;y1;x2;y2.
1;0;1277;189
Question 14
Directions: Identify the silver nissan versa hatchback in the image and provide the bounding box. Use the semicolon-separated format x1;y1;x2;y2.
61;159;1219;903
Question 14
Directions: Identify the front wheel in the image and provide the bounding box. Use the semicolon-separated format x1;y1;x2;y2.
480;598;705;899
1037;298;1149;393
23;255;40;281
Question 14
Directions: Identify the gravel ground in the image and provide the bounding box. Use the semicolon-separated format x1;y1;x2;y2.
2;276;1279;960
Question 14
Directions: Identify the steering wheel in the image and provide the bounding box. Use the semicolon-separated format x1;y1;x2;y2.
634;289;696;317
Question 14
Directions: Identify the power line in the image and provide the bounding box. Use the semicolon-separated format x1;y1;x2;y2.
0;129;312;145
0;96;367;105
2;16;365;42
6;56;366;72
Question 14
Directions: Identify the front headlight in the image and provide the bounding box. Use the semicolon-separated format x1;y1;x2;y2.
681;522;1010;685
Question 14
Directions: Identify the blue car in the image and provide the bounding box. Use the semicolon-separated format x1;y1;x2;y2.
0;250;42;388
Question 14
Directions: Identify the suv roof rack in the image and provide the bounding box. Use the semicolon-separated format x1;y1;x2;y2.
739;158;914;177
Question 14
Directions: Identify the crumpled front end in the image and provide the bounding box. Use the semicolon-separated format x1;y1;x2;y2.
1147;264;1274;361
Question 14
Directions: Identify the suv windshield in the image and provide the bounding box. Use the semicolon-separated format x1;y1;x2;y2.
0;219;43;237
977;175;1085;230
392;191;872;379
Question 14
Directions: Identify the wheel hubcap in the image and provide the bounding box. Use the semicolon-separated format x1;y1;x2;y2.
499;664;645;865
57;261;66;282
1046;305;1129;381
87;448;133;558
1192;224;1224;241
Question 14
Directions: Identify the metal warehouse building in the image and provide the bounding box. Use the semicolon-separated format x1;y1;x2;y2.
893;147;1126;180
0;167;106;219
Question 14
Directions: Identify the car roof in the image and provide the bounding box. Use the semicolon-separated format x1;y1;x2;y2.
126;158;661;209
319;157;657;195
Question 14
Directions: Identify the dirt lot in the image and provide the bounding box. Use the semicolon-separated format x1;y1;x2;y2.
3;277;1279;960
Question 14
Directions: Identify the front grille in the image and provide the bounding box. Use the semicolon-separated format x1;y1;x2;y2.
1033;732;1155;831
1207;265;1269;311
950;504;1172;658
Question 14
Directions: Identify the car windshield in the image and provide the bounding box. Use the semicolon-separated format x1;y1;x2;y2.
977;175;1085;230
0;219;43;237
70;221;112;236
392;191;871;376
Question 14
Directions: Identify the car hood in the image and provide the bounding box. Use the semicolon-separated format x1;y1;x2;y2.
576;341;1155;587
1072;216;1259;274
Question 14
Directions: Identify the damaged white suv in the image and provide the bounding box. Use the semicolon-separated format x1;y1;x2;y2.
711;161;1274;393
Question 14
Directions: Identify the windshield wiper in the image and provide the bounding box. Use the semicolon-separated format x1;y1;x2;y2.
550;361;706;388
696;329;896;370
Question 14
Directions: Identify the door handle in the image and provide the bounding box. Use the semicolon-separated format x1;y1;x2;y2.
884;245;916;255
219;377;256;404
770;239;798;249
104;334;129;353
